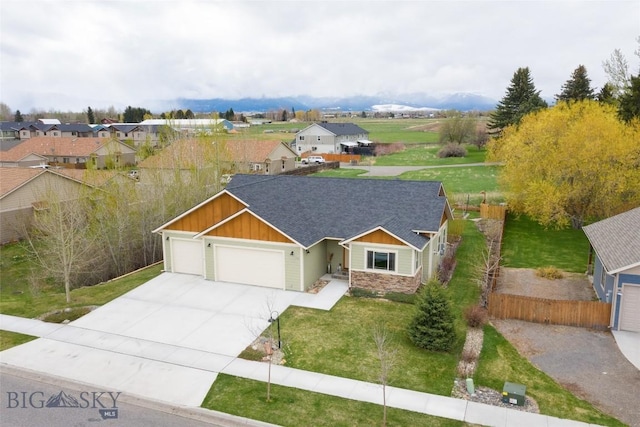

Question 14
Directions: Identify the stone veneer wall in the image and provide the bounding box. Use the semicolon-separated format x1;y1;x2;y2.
351;267;422;294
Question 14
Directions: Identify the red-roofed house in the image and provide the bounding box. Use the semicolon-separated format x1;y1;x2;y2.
0;137;136;169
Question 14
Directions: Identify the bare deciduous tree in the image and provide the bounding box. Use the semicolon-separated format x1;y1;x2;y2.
26;188;99;303
372;323;398;427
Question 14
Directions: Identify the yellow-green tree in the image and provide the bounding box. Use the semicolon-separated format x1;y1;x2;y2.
489;100;640;229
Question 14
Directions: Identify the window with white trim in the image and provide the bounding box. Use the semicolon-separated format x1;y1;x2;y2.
366;250;396;272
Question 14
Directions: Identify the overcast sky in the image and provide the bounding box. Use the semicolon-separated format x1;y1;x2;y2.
1;0;638;112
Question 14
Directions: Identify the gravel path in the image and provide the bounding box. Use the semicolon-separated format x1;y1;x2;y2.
339;162;501;176
492;319;640;427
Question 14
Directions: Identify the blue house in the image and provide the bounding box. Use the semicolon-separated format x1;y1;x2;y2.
583;206;640;332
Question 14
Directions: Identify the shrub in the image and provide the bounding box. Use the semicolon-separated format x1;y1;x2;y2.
437;253;456;284
408;282;456;352
536;266;564;279
464;305;488;328
374;142;405;156
437;143;467;158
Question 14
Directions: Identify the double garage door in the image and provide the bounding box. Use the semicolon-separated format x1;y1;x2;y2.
216;246;285;289
620;285;640;332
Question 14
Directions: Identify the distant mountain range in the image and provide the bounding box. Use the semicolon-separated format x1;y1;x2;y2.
172;93;498;114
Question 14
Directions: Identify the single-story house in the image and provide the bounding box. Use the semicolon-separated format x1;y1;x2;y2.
583;206;640;332
0;137;136;169
0;167;94;244
226;140;298;174
153;175;452;293
294;122;369;155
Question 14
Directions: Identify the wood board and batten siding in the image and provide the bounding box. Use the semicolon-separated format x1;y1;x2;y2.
164;193;245;232
488;293;612;330
205;211;293;243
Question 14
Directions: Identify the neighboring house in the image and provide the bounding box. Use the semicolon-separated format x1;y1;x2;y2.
0;168;93;244
226;140;297;175
153;175;452;293
139;119;234;134
294;122;369;155
106;124;164;147
583;206;640;332
0;137;136;169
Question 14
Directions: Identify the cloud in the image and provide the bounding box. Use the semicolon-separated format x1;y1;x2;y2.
1;0;638;112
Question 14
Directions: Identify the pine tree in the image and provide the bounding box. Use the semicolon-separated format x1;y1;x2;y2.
408;282;456;352
87;106;95;124
14;109;24;122
555;65;595;102
597;83;616;105
618;74;640;123
487;67;547;136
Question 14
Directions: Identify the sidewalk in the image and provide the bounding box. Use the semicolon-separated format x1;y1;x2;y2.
1;314;602;427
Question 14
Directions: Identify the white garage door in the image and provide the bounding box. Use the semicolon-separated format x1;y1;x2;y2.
216;246;284;289
620;285;640;332
171;239;204;275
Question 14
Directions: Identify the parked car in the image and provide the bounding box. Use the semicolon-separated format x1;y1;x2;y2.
302;156;326;165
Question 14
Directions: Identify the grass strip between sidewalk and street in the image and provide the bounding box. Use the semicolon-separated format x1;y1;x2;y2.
202;374;464;427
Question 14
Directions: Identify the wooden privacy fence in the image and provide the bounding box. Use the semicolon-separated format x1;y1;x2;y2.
488;293;612;330
480;203;507;220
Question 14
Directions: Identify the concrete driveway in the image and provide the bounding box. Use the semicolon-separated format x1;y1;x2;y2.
0;273;347;406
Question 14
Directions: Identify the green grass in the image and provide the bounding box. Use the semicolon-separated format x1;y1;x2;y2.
373;144;486;166
501;213;590;273
0;242;163;318
202;374;464;427
475;325;625;427
0;331;37;351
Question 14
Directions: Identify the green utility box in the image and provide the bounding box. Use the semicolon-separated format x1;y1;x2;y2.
502;382;526;406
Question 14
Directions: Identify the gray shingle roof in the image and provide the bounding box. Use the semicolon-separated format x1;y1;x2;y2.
317;122;368;136
226;174;448;249
583;206;640;273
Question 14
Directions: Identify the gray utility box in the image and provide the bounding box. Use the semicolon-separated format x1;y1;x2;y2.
502;382;526;406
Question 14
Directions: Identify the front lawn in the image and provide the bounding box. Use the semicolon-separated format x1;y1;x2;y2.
500;213;590;273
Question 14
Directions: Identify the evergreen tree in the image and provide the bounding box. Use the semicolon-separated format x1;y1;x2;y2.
555;65;595;102
597;83;616;105
408;282;456;352
487;67;547;136
185;109;195;119
618;74;640;123
14;109;24;122
87;106;95;124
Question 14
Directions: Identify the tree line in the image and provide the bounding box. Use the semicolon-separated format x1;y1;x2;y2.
487;39;640;229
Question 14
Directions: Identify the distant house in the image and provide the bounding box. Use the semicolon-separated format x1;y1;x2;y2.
139;119;234;134
294;122;369;155
1;120;93;140
0;137;136;169
226;140;297;175
153;175;452;293
0;168;94;244
583;206;640;332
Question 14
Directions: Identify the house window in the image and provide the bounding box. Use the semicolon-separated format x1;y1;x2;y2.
366;250;396;272
600;264;606;291
53;131;59;136
63;157;69;163
317;136;321;141
299;136;305;141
